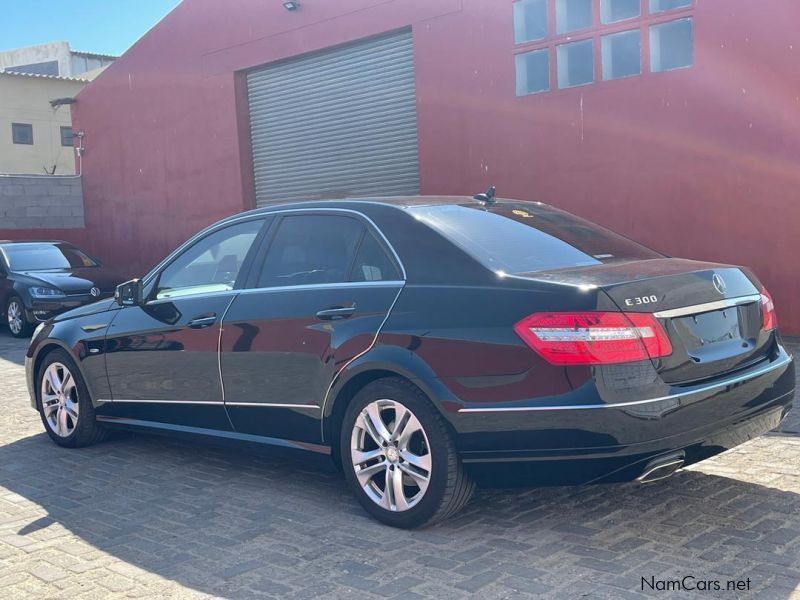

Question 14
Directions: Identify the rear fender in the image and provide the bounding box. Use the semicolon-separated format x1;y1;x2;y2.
322;343;459;442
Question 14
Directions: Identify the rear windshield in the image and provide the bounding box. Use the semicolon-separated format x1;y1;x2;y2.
408;203;661;275
2;244;98;271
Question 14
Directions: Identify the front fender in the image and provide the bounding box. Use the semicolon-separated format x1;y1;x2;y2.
26;312;116;409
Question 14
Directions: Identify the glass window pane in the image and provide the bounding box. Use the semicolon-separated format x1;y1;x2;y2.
557;39;594;89
513;0;548;44
650;0;691;13
258;215;363;287
12;123;33;145
408;204;661;275
350;233;402;282
602;29;641;80
601;0;640;24
651;18;693;72
156;220;263;299
515;49;550;96
60;127;74;147
556;0;593;34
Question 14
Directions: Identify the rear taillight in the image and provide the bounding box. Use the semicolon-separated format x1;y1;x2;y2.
760;288;777;331
514;312;673;366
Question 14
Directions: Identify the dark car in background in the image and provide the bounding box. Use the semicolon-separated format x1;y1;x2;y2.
25;197;795;528
1;241;121;338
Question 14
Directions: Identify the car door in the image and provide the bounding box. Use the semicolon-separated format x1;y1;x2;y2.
98;217;267;430
219;211;405;444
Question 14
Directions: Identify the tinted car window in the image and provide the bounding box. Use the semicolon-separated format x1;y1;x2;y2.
2;243;98;271
258;215;363;287
408;203;661;274
350;232;402;282
155;219;263;299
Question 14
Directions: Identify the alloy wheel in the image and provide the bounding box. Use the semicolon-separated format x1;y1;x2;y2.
350;399;432;512
7;300;23;336
41;362;79;437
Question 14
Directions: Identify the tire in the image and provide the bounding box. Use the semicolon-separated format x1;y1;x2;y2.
36;349;109;448
340;377;475;528
6;295;31;338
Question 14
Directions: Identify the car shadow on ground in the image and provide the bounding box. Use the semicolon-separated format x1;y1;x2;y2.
1;430;799;598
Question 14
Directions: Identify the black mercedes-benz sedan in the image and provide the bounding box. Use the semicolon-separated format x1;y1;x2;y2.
1;241;121;338
25;197;795;528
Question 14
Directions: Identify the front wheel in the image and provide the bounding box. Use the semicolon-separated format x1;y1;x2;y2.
6;295;30;338
341;378;474;528
37;349;109;448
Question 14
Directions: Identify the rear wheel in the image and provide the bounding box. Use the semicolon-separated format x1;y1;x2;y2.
37;349;109;448
6;295;30;338
340;378;474;528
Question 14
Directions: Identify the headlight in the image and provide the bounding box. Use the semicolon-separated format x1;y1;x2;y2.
29;286;65;299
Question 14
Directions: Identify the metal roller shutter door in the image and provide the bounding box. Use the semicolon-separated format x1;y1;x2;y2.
247;29;420;206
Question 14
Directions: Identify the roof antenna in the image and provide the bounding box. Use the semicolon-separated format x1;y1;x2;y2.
473;185;496;205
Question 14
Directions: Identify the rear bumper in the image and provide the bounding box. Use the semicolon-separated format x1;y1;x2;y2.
448;346;794;483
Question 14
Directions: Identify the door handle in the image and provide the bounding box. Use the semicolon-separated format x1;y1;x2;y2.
315;304;356;320
187;314;218;329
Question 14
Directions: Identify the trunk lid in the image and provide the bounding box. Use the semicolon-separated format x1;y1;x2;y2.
521;258;770;383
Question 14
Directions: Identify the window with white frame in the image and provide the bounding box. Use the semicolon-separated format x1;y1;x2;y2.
651;18;693;72
557;39;594;88
516;48;551;95
514;0;549;44
601;0;640;24
650;0;691;14
513;0;694;96
556;0;593;34
602;29;641;80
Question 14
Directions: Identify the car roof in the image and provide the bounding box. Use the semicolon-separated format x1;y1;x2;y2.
226;195;549;223
0;240;71;247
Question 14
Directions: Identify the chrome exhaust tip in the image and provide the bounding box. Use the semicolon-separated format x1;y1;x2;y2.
637;457;684;483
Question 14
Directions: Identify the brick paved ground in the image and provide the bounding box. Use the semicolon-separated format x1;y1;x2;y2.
0;334;798;599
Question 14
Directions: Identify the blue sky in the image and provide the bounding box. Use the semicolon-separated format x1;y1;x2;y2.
0;0;181;56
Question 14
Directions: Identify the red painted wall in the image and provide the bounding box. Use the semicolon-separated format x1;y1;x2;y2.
43;0;800;332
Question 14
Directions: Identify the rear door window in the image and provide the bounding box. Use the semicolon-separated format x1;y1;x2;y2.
349;232;402;282
408;203;661;274
258;215;364;287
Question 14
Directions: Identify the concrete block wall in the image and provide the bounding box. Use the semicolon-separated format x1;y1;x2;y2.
0;175;84;229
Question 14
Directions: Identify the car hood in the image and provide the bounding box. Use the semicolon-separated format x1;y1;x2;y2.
13;266;121;294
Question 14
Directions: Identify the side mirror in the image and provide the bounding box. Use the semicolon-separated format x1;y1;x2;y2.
115;279;143;307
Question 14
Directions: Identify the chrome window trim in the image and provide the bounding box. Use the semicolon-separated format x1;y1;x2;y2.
652;294;761;319
458;354;793;413
236;280;404;295
142;207;407;288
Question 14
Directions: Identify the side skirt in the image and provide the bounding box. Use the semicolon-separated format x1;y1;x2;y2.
95;416;331;455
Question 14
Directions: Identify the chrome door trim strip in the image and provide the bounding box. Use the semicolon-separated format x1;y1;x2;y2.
225;402;320;409
99;398;320;409
98;398;224;405
457;356;793;413
652;294;761;319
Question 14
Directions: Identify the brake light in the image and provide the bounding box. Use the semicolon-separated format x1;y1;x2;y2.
514;312;673;366
760;288;777;331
